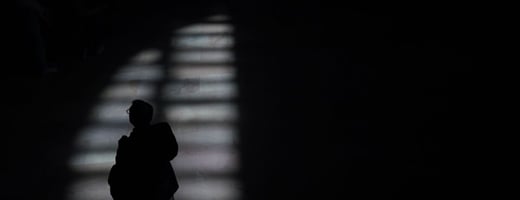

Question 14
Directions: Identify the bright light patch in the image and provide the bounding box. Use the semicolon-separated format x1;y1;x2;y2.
174;124;236;146
171;50;234;64
75;125;129;150
112;64;163;81
70;152;115;173
176;24;233;34
172;35;234;49
68;176;111;200
100;83;155;100
169;65;235;81
131;49;162;63
175;178;240;200
173;147;238;174
165;103;237;123
162;82;237;101
90;102;131;123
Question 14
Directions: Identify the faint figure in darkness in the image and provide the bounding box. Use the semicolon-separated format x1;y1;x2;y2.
109;100;179;200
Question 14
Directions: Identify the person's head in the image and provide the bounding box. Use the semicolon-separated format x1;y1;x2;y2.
127;99;153;127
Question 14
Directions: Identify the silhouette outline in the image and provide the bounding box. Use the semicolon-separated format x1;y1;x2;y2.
108;100;179;200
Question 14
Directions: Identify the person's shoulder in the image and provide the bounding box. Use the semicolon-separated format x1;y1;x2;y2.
152;122;172;130
151;122;174;137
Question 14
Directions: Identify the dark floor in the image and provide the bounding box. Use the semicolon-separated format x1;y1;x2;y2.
6;1;487;199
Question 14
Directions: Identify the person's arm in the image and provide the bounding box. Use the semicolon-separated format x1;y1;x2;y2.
115;135;129;163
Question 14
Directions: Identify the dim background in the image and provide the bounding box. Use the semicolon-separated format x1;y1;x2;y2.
5;0;495;200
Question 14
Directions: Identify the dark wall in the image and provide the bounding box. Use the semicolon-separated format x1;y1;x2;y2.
231;1;483;199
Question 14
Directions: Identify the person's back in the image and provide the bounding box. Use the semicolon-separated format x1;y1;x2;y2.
129;123;178;162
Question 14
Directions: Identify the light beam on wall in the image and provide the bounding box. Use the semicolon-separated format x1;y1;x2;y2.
169;65;235;81
67;14;241;200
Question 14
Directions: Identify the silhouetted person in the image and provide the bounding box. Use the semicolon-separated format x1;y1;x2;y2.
109;100;179;200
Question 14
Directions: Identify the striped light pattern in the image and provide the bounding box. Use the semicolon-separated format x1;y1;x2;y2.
67;14;240;200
